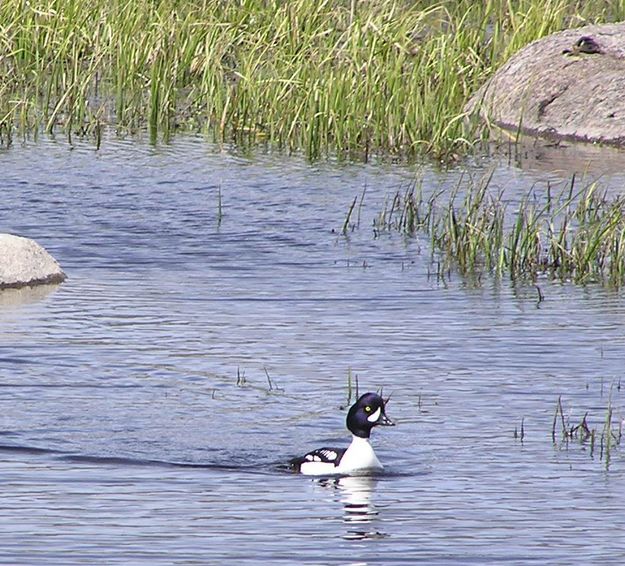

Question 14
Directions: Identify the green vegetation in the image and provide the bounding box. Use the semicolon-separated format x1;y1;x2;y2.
552;391;622;469
374;172;625;286
0;0;624;156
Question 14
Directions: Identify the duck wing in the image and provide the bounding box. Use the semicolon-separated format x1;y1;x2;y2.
289;447;347;472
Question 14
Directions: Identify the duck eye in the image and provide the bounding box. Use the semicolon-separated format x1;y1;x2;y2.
365;406;371;412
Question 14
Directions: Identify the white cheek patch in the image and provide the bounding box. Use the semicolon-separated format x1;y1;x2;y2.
367;407;381;423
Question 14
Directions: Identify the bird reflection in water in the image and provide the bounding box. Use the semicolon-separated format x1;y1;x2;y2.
318;475;389;541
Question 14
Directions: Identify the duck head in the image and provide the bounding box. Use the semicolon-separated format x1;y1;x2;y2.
346;392;394;438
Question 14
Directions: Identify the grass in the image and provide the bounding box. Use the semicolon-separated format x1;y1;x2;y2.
345;367;359;407
0;1;624;157
373;172;625;287
552;391;623;468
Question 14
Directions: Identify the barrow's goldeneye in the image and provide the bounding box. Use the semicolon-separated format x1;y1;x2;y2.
290;392;394;475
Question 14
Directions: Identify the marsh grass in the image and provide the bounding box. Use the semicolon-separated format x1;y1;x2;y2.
375;172;625;286
552;393;623;468
1;1;624;156
345;368;359;407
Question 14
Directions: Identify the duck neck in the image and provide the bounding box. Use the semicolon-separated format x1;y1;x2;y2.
340;434;382;472
348;425;372;439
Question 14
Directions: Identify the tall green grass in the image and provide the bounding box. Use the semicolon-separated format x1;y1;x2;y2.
0;0;623;156
375;173;625;286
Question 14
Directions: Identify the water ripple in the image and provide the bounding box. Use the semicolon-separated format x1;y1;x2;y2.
0;139;625;563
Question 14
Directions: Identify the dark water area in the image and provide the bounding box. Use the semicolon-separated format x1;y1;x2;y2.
2;136;625;564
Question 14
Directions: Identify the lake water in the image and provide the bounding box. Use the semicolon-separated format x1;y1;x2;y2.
2;137;625;564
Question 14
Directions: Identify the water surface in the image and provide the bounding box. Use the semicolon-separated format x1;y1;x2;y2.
1;138;625;564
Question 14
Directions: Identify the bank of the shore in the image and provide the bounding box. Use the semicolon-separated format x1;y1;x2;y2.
0;1;623;158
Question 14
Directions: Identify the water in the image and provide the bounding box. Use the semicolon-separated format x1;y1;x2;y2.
1;137;625;564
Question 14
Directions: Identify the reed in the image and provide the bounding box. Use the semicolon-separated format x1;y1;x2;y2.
375;173;625;287
0;0;623;156
345;368;359;407
551;394;622;468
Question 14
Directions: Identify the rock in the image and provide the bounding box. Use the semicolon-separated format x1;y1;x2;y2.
0;234;66;289
466;22;625;146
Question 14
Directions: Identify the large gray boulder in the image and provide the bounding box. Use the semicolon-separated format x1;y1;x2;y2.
467;22;625;146
0;233;66;289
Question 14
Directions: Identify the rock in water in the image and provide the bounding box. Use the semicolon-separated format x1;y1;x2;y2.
466;22;625;146
0;233;66;289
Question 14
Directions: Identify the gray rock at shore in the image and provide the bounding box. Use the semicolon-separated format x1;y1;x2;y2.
0;233;66;289
466;22;625;146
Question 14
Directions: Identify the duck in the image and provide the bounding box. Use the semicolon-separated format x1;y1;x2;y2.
290;392;394;476
562;36;603;56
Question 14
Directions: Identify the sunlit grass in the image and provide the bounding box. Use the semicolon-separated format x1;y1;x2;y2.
0;0;623;156
375;173;625;286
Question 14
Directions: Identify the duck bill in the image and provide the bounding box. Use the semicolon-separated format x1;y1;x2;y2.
378;411;395;426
